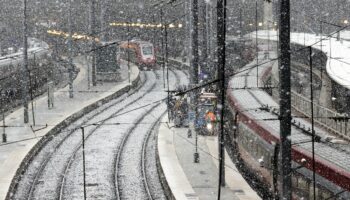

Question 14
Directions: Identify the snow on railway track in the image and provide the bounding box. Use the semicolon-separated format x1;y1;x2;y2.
114;69;181;200
11;69;187;200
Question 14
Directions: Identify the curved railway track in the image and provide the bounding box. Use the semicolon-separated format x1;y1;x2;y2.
141;116;160;200
14;71;155;199
114;103;165;200
115;69;181;200
12;68;187;200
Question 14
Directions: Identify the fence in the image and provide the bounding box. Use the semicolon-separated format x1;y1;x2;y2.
291;91;350;140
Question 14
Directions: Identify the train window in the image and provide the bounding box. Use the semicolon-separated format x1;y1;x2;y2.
142;46;153;55
254;143;259;158
298;177;309;191
309;184;318;200
319;189;332;200
265;152;271;168
292;176;298;188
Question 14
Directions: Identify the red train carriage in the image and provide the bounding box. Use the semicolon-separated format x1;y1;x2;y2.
225;61;350;200
119;40;156;70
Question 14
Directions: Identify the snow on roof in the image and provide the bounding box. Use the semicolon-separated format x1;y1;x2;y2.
251;30;350;90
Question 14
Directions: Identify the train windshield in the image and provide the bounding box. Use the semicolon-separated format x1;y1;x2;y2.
142;46;153;56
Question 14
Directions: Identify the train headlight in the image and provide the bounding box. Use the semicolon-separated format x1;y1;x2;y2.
206;123;213;131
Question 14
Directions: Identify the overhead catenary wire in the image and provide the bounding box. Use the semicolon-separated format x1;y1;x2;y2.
1;19;349;88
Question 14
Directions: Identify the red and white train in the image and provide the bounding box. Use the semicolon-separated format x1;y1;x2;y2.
225;58;350;199
119;39;156;70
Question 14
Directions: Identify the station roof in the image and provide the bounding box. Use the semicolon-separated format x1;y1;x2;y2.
251;30;350;90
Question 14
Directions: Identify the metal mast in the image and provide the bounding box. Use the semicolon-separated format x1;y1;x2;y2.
22;0;29;123
68;0;74;98
279;0;292;199
217;0;226;198
90;0;97;86
191;0;200;164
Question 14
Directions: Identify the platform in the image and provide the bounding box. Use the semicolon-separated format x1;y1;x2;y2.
0;57;139;200
157;115;261;200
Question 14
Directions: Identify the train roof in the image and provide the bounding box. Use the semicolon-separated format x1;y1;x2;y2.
99;39;120;46
227;52;350;192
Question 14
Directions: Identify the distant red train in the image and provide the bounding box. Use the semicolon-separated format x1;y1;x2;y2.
225;61;350;199
119;40;156;70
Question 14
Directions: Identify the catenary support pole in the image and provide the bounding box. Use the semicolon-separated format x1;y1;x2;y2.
187;0;193;65
192;0;200;164
279;0;292;199
191;0;199;86
320;22;323;80
217;0;226;198
90;0;97;86
81;127;87;200
161;8;166;89
29;53;36;126
165;25;170;123
100;0;106;41
127;22;131;85
68;0;74;98
22;0;29;123
201;0;208;78
309;46;316;200
206;0;211;74
256;1;259;87
2;112;6;143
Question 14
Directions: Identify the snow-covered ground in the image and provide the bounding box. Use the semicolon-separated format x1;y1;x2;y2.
11;69;188;199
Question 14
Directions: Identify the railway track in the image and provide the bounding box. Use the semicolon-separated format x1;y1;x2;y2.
141;115;161;200
12;69;187;199
13;71;156;199
115;69;181;200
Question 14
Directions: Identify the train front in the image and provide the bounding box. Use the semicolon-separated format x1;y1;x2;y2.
139;43;156;70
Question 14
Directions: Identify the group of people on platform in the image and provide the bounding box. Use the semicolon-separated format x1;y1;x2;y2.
168;86;218;135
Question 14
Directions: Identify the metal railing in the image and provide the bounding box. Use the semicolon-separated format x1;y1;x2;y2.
291;91;350;140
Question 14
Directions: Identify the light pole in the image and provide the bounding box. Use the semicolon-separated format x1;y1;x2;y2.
192;0;200;164
127;22;131;85
217;0;227;197
1;95;6;143
255;0;259;88
161;8;166;89
29;52;37;126
22;0;29;124
68;0;74;98
308;46;316;200
279;0;292;199
165;24;170;122
89;0;97;86
80;127;87;200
